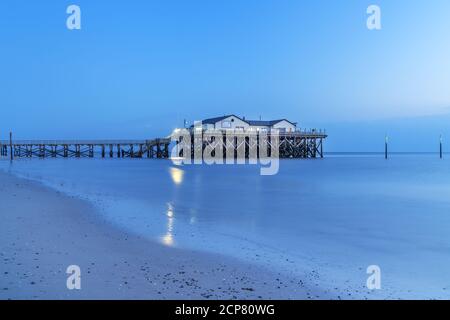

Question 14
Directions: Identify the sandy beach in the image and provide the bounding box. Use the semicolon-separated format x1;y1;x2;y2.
0;170;331;299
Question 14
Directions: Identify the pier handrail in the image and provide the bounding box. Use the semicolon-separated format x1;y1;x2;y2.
180;128;327;137
0;139;170;145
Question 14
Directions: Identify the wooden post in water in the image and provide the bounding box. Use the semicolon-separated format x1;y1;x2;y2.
156;141;161;158
320;138;323;158
385;135;388;159
164;143;169;158
9;131;13;161
440;135;443;159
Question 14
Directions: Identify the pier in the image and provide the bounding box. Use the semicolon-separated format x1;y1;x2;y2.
0;129;328;161
0;139;171;159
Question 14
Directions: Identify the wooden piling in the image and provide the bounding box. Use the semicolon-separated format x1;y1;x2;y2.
9;132;13;161
320;138;323;158
164;143;169;158
440;135;443;159
385;136;388;159
156;142;161;158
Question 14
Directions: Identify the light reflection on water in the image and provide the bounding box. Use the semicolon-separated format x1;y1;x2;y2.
161;203;175;247
169;166;184;186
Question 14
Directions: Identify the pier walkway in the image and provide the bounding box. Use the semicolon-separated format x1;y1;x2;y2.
0;139;171;159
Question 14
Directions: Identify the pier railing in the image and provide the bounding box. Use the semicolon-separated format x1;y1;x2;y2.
185;128;327;137
0;139;168;145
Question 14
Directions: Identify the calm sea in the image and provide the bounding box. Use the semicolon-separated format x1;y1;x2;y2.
1;154;450;298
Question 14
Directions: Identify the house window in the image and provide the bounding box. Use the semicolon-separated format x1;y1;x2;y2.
222;121;231;128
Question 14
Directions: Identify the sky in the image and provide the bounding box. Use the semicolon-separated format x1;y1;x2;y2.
1;0;450;151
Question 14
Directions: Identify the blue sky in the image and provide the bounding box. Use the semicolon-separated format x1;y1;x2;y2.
1;1;450;151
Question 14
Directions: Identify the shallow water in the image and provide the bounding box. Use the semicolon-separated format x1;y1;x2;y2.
1;155;450;298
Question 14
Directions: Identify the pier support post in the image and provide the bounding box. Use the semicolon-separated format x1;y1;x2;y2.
164;143;169;158
312;138;317;158
385;136;388;159
440;135;443;159
9;131;13;161
320;138;323;158
156;142;161;158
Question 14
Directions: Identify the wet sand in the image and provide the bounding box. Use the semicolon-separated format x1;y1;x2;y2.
0;170;332;299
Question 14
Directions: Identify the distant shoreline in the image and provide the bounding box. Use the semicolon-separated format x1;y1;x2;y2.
326;151;446;155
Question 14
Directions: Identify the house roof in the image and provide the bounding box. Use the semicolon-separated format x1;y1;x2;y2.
247;119;297;127
189;114;247;128
190;115;297;127
201;114;243;125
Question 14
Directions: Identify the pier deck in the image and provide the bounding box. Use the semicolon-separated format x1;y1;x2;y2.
0;139;171;159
